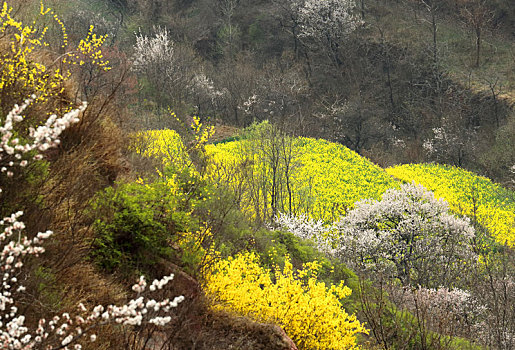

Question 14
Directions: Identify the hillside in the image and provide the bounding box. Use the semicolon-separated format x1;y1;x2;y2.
140;126;515;247
207;135;397;221
1;0;514;350
139;125;515;348
24;0;514;183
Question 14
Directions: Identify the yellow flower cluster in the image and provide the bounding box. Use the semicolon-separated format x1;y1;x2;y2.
205;252;367;350
0;1;110;105
206;137;396;221
130;114;215;167
130;129;190;167
0;2;56;101
387;163;515;247
63;25;110;70
192;116;215;150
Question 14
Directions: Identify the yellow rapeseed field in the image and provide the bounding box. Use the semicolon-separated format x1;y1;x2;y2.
206;137;397;221
387;163;515;247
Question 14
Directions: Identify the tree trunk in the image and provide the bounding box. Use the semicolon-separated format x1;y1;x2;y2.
475;27;481;67
431;8;438;65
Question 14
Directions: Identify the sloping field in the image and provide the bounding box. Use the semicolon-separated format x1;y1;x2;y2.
387;163;515;247
293;138;397;220
207;137;397;221
135;129;515;247
130;129;190;166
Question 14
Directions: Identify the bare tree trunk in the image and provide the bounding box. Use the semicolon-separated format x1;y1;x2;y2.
475;26;481;67
431;9;438;65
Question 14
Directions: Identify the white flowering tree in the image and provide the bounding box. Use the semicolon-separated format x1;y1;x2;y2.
132;26;197;112
297;0;360;67
0;97;184;349
188;72;225;118
336;183;477;287
273;213;336;255
398;286;485;338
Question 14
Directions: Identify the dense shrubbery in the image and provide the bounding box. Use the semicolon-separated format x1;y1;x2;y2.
274;182;513;349
91;180;175;273
205;252;367;350
90;163;214;275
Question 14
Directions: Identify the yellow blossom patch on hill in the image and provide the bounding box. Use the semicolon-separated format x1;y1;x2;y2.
130;129;189;166
387;163;515;247
206;137;397;222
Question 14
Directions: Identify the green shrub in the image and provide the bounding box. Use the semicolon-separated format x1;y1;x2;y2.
89;163;216;276
90;181;174;274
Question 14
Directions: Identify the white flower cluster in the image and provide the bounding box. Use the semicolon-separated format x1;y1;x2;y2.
132;27;174;74
189;72;225;102
1;274;184;349
240;94;258;115
298;0;359;43
396;286;486;337
131;26;195;105
239;93;283;118
272;213;336;255
0;96;87;177
422;126;449;156
0;99;184;349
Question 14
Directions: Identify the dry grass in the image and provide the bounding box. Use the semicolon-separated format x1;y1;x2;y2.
211;124;240;143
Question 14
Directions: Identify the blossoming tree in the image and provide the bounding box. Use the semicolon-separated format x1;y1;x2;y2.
336;183;477;288
297;0;360;67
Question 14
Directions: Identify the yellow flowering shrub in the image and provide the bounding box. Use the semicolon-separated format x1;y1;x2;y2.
130;113;214;167
131;128;189;166
0;1;109;106
387;163;515;247
205;252;368;350
191;115;215;150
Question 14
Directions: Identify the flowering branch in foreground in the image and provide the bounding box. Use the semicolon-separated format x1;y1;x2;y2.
0;98;184;349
